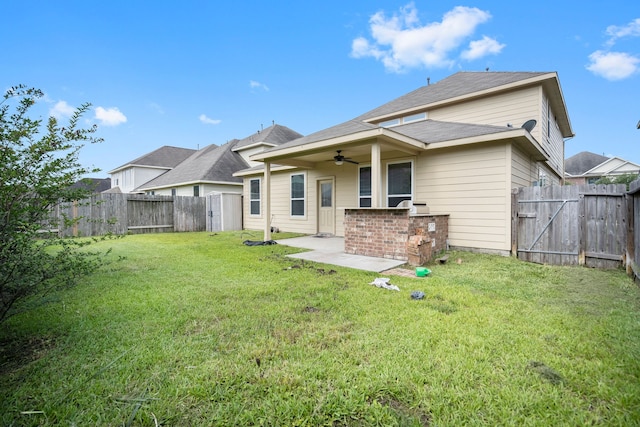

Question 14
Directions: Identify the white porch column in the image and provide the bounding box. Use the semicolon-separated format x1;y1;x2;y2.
371;142;382;207
264;161;271;241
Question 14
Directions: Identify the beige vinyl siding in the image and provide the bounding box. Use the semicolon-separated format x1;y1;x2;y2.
511;144;537;188
242;163;361;236
541;92;565;177
415;142;511;252
429;86;540;135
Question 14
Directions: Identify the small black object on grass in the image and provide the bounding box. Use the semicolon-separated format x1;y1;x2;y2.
411;291;425;300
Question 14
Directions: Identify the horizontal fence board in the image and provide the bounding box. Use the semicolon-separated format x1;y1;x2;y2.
52;193;206;236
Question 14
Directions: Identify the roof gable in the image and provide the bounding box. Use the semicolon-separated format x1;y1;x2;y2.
233;124;304;151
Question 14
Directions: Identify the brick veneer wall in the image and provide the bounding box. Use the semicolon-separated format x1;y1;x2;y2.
344;208;449;262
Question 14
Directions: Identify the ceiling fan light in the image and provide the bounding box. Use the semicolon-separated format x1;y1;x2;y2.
335;159;344;166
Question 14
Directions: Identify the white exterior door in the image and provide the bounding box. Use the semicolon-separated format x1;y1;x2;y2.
317;179;335;235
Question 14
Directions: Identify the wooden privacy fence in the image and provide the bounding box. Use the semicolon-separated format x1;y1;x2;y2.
629;179;640;282
512;184;632;269
54;194;206;236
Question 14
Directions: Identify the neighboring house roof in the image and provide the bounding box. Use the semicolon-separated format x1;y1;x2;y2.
233;124;303;151
108;146;197;173
136;140;248;190
135;124;303;191
71;178;111;193
565;151;609;175
565;151;640;178
102;186;122;194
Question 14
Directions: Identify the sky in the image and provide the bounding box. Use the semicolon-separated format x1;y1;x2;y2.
1;1;639;177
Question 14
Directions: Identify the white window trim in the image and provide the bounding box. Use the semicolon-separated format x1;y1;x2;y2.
379;112;427;128
249;178;261;217
386;159;414;207
358;164;372;208
290;172;306;218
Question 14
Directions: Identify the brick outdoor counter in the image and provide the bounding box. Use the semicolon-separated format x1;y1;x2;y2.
343;208;449;265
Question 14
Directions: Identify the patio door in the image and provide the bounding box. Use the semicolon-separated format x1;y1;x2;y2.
317;179;335;235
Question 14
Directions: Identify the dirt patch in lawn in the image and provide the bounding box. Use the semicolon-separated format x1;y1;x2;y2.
0;335;57;376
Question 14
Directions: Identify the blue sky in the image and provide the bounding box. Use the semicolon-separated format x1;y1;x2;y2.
2;1;639;177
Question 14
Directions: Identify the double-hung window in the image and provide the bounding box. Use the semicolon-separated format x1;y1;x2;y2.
249;178;260;216
387;161;412;207
290;173;305;216
358;166;372;207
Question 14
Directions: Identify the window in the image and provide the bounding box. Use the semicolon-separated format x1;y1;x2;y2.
250;178;260;215
379;118;400;128
547;99;551;140
379;112;427;128
403;112;427;124
171;188;176;196
359;166;372;207
193;185;199;197
387;161;412;207
290;173;305;216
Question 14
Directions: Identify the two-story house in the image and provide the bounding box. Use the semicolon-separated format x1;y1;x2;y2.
235;71;574;255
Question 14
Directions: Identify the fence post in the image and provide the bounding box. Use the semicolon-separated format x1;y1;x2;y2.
578;193;586;266
627;192;635;277
511;188;519;257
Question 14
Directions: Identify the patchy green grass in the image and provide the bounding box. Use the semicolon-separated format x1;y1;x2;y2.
1;231;639;426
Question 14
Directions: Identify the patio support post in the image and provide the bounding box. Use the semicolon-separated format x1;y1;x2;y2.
264;161;271;241
371;142;382;207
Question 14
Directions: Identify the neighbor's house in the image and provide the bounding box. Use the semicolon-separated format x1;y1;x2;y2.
564;151;640;185
108;146;196;193
109;124;302;196
235;71;574;256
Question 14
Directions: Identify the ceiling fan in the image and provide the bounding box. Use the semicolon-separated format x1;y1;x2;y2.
332;150;359;165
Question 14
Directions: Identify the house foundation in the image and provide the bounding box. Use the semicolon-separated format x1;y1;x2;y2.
344;208;449;265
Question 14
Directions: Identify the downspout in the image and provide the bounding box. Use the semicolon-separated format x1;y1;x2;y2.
264;161;271;241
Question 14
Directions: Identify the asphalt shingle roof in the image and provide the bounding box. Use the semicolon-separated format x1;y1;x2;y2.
261;71;550;155
110;146;197;172
233;124;303;150
565;151;609;175
390;119;515;143
136;140;248;189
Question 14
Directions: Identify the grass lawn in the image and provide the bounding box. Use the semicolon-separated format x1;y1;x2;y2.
1;231;640;426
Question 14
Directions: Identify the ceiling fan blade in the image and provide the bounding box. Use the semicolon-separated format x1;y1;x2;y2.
345;158;359;164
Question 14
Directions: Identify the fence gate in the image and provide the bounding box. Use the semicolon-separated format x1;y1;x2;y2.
205;192;243;232
513;184;627;268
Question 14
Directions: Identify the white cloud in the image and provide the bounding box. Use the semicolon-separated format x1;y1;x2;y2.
250;80;269;91
94;106;127;126
605;18;640;46
461;35;505;60
350;3;499;72
199;114;221;125
587;50;640;80
49;100;75;119
149;102;164;115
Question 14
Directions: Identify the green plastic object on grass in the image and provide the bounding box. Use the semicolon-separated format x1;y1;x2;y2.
415;267;431;277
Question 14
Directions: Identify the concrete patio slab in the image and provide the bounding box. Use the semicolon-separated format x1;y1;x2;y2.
275;235;406;273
